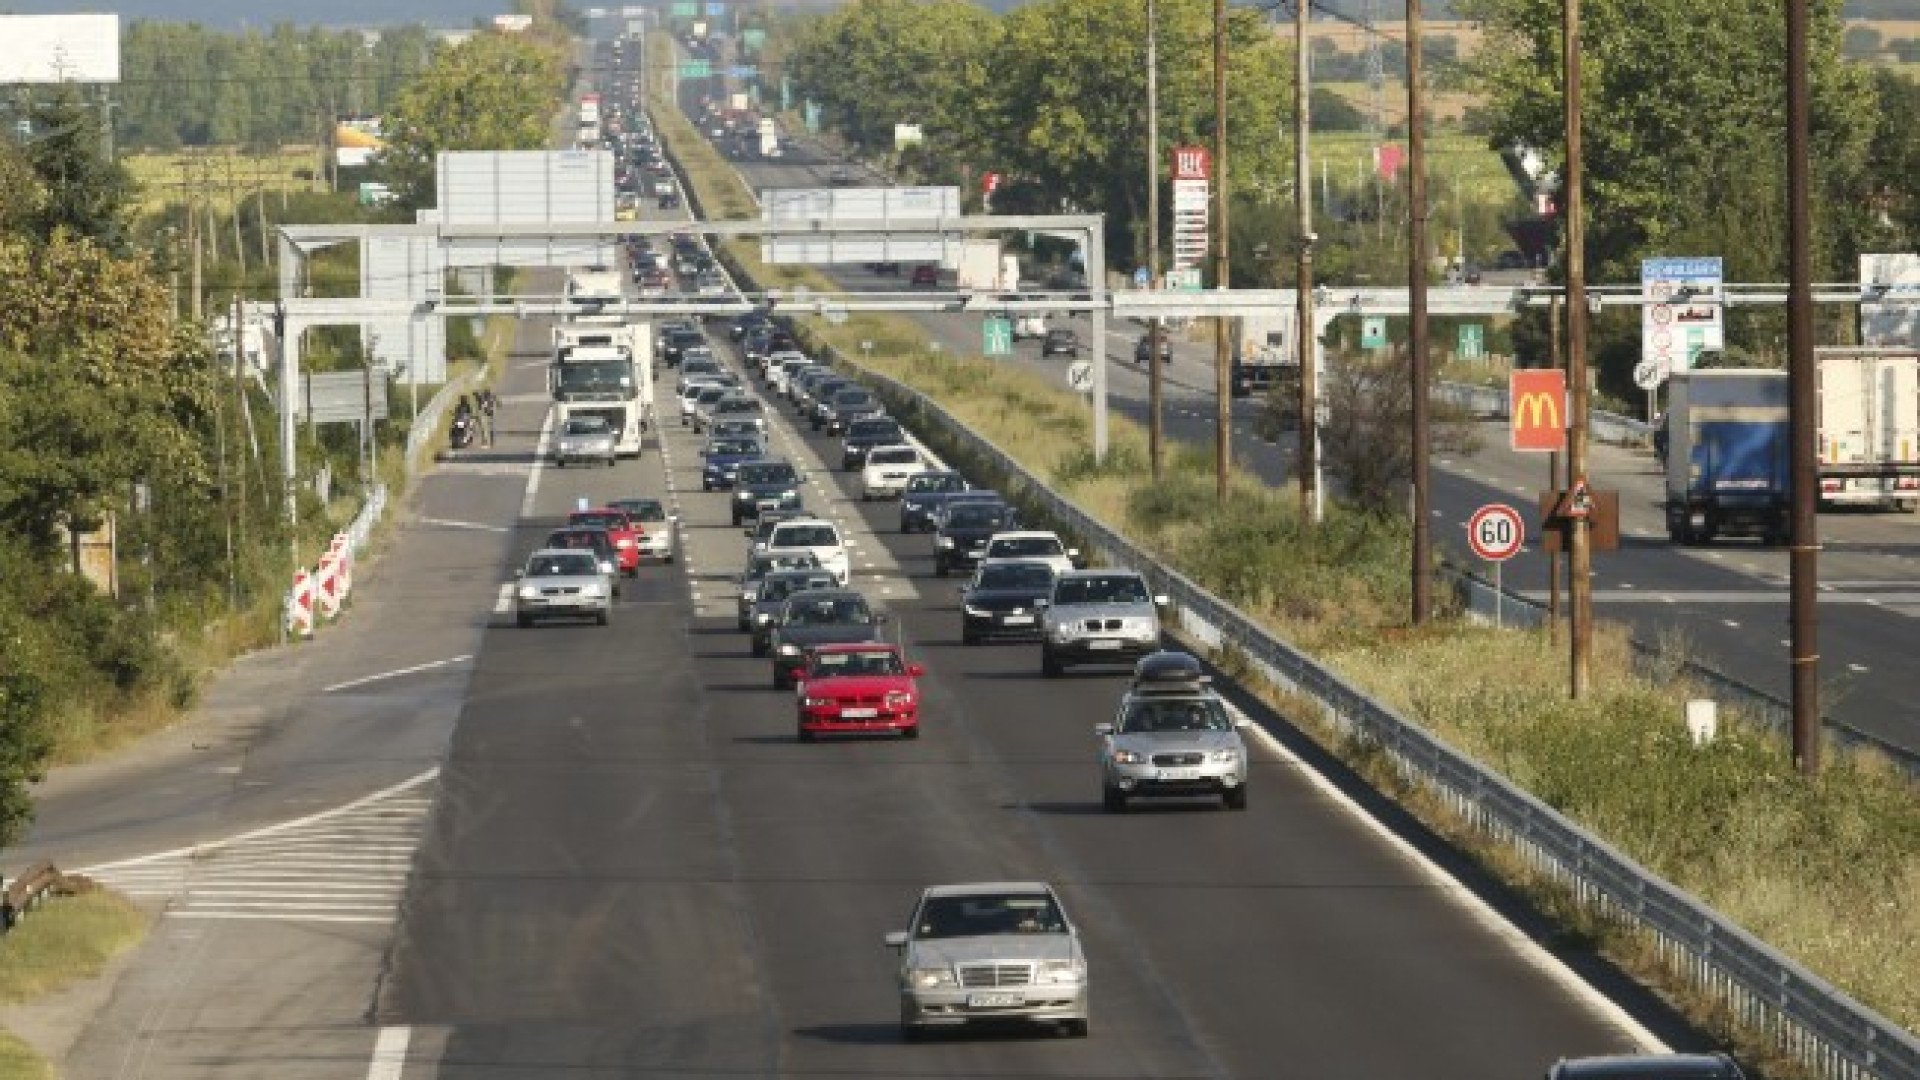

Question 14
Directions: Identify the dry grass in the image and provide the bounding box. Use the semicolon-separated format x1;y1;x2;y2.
0;890;149;1004
0;1030;51;1080
124;147;322;219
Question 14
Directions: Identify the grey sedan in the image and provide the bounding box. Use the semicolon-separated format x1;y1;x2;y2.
885;881;1088;1040
513;548;613;627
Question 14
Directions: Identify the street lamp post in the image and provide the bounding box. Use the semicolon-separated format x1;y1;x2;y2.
1147;0;1165;480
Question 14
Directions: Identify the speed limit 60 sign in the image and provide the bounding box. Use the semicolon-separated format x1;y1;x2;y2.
1467;503;1526;562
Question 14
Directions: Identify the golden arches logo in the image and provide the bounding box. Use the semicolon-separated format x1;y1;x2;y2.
1513;391;1562;433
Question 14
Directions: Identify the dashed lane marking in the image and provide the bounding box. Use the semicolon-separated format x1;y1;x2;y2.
322;655;473;694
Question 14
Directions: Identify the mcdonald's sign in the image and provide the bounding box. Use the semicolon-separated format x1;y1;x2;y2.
1510;370;1567;452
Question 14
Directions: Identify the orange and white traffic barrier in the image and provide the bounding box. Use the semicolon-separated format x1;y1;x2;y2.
286;569;314;638
315;555;342;620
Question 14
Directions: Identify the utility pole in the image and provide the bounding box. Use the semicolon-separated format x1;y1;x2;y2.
1548;294;1563;646
189;181;204;323
1408;0;1432;623
1212;0;1231;500
232;294;248;612
1563;0;1593;697
1147;0;1165;480
1295;0;1320;523
1785;0;1821;774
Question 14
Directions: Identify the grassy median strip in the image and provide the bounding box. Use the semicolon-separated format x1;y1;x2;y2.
656;93;1920;1040
0;888;150;1077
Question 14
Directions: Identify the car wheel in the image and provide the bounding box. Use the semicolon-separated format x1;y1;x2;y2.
1062;1019;1089;1038
935;559;949;578
1041;647;1063;678
1223;786;1248;811
900;1023;923;1043
751;638;768;657
607;456;616;468
516;614;534;629
1102;784;1126;813
797;727;814;743
731;512;742;527
772;670;788;690
596;610;610;626
555;459;566;469
962;628;979;646
900;725;919;739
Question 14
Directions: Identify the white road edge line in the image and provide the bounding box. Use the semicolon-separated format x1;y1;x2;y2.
1226;701;1671;1054
322;655;474;694
367;1024;411;1080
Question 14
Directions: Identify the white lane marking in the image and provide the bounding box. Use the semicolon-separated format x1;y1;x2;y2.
416;517;510;533
1722;619;1741;629
367;1025;411;1080
322;655;474;694
1226;702;1670;1053
1849;663;1870;673
519;407;556;518
494;582;515;614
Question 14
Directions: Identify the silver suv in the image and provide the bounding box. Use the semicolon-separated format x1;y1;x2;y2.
1039;569;1165;676
1096;651;1249;811
884;881;1088;1040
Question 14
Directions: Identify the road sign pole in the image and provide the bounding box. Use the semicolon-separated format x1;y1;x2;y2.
1786;0;1821;775
1090;223;1109;461
1494;558;1503;630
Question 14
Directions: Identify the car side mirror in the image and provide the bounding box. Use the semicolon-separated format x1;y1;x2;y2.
514;569;525;579
744;526;756;536
600;561;615;576
669;515;681;524
1094;722;1115;736
1034;598;1050;608
874;613;890;624
907;663;926;677
884;931;909;950
1154;594;1170;607
1067;548;1081;559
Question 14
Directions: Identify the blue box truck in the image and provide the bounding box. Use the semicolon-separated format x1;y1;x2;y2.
1664;370;1792;546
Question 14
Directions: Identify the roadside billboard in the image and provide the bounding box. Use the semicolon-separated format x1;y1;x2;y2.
0;14;120;84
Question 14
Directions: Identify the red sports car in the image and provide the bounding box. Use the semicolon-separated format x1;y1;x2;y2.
794;643;924;741
568;508;642;575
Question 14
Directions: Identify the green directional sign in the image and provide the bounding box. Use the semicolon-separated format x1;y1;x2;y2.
678;59;711;78
671;1;696;15
983;316;1013;357
1458;322;1485;361
1361;316;1388;350
742;27;766;52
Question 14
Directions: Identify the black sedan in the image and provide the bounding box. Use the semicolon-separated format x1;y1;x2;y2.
898;471;971;532
959;560;1056;644
1042;327;1080;356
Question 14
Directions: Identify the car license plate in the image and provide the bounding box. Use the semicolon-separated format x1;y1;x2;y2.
1088;639;1123;650
968;992;1023;1008
841;707;879;718
1157;768;1199;781
1002;615;1035;625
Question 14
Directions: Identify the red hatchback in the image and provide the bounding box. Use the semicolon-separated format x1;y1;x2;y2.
794;643;924;741
568;508;642;576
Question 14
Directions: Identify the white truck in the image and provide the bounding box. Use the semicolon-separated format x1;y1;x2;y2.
1815;348;1920;510
552;322;654;458
758;117;781;158
1229;310;1298;398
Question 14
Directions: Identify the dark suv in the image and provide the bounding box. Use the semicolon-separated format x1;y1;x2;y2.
1544;1054;1746;1080
841;417;906;470
933;499;1018;577
732;459;807;526
1042;327;1079;356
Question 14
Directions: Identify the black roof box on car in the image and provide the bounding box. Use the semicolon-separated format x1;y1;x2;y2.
1132;650;1208;689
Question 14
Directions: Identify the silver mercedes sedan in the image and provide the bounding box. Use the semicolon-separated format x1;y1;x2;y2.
885;881;1088;1040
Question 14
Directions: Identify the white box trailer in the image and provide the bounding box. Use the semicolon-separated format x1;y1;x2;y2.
1816;348;1920;510
552;321;654;457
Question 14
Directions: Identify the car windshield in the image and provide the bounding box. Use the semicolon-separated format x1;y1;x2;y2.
772;525;839;548
1121;698;1233;734
526;553;599;577
978;563;1054;590
833;391;873;407
738;463;797;485
1054;575;1148;605
752;551;820;577
810;649;904;677
564;416;611;436
709;440;761;456
546;530;607;552
848;420;899;439
908;473;966;494
696;387;728;403
611;499;665;522
717;399;761;414
914;893;1065;939
990;535;1063;557
948;506;1012;529
785;597;871;625
868;448;917;465
570;512;630;531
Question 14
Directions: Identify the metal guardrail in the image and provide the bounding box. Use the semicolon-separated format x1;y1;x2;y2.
2;861;93;932
832;357;1919;1080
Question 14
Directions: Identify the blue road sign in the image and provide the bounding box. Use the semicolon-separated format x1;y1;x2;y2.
727;65;758;78
1132;267;1150;289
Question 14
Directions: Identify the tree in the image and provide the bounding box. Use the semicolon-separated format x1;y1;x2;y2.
375;31;568;208
21;91;133;249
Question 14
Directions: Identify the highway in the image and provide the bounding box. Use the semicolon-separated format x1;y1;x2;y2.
716;136;1920;758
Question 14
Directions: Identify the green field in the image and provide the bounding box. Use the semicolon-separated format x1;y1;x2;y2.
123;147;325;218
1310;130;1515;206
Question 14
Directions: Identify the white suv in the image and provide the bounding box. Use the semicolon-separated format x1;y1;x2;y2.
764;518;851;585
980;530;1079;576
860;445;927;500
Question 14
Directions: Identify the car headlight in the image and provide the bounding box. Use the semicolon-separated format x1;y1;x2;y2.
1207;748;1240;764
1038;960;1085;985
935;535;953;548
884;690;913;709
781;489;797;499
1112;748;1146;765
909;967;957;989
777;643;800;656
517;585;540;600
579;584;605;598
735;490;752;500
803;696;835;709
754;612;772;624
742;587;760;601
615;538;634;548
963;605;988;617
